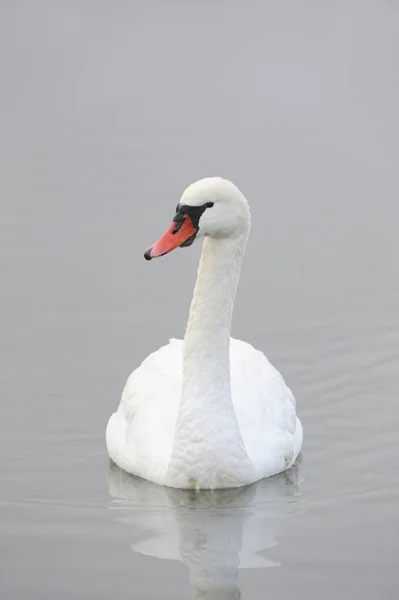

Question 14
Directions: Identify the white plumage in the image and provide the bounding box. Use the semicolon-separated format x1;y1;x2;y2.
106;178;303;488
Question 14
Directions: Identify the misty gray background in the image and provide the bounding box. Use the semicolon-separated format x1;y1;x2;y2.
1;1;398;599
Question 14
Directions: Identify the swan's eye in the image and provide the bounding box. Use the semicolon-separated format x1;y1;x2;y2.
206;202;214;208
176;204;180;213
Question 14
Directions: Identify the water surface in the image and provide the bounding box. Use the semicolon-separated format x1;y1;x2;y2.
1;1;398;598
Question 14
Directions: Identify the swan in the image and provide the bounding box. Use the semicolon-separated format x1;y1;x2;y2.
106;177;303;489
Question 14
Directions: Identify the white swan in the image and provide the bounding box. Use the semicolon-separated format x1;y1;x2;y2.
106;177;303;489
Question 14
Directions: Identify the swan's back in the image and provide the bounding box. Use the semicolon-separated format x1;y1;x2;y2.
229;339;302;477
106;338;302;487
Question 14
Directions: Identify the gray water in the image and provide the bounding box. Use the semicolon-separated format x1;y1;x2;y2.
1;1;399;598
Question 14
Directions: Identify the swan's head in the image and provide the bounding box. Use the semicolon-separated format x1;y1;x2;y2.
144;177;250;260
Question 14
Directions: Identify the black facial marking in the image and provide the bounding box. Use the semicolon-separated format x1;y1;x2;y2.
176;202;212;228
179;233;197;247
171;202;214;245
171;211;185;234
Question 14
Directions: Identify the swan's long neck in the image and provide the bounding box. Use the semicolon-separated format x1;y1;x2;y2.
182;232;248;401
166;225;254;489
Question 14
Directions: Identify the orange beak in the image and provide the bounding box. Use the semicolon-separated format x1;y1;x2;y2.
144;214;198;260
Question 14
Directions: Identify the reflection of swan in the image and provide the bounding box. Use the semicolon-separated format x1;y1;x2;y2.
108;461;301;599
106;178;303;490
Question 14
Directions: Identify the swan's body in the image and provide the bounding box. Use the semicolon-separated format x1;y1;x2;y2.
106;177;303;489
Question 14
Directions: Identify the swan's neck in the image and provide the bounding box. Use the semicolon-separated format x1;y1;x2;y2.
182;232;248;401
166;228;253;488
